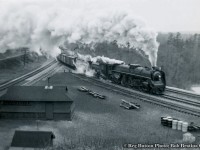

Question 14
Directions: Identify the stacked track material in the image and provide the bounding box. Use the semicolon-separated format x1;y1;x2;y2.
120;99;140;110
78;86;106;99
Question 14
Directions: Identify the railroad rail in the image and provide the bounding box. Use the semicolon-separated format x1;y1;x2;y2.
0;59;57;91
22;62;62;86
70;72;200;117
162;94;200;107
166;86;200;99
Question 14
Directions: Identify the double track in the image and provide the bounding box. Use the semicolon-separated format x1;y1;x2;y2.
0;59;57;90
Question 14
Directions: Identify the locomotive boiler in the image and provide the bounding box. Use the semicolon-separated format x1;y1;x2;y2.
89;60;166;94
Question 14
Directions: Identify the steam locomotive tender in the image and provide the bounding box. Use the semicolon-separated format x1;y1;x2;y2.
89;61;166;94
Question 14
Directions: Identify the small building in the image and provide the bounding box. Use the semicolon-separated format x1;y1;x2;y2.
9;130;55;150
0;86;75;120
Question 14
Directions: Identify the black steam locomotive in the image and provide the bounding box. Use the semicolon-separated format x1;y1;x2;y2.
57;53;166;94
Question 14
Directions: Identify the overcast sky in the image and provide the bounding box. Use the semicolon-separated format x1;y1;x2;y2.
1;0;200;32
125;0;200;32
85;0;200;32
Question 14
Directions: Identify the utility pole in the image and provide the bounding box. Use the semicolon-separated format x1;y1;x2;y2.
47;77;51;87
23;48;27;66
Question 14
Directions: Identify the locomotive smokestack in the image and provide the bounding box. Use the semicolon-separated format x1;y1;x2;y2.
152;66;161;71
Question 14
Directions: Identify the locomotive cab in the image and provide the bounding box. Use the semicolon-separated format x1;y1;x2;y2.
89;61;116;79
98;63;117;79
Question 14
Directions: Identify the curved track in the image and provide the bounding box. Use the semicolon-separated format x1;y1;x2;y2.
22;62;62;86
0;59;57;90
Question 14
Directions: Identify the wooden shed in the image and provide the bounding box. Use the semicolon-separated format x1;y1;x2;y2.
0;86;75;120
9;130;55;149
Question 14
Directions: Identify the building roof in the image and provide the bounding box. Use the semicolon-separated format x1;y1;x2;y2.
0;86;72;102
11;130;55;148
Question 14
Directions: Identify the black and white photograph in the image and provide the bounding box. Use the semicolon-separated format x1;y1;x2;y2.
0;0;200;149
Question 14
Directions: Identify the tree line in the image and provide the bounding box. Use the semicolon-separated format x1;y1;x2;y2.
157;32;200;89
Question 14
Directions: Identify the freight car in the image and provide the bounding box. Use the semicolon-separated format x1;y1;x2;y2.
57;53;77;69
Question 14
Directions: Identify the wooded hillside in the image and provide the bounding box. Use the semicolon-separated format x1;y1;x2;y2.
157;33;200;89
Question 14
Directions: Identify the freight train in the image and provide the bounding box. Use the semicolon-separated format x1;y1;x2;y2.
57;53;166;94
57;53;77;69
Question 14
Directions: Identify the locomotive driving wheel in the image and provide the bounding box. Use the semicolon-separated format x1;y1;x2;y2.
128;76;134;87
121;75;128;87
111;72;121;84
112;77;120;84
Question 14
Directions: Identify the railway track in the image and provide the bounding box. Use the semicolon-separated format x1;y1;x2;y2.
163;87;200;109
22;62;63;86
166;86;200;99
70;72;200;117
161;94;200;107
0;59;57;90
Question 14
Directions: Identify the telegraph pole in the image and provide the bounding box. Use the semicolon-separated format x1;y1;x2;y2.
23;48;27;66
47;77;50;87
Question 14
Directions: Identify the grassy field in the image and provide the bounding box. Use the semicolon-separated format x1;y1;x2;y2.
0;71;200;150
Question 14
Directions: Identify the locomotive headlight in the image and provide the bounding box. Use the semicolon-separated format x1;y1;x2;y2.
153;72;162;81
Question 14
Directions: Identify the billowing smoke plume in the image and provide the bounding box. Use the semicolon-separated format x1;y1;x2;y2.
65;50;124;77
0;0;159;66
73;59;95;77
77;53;124;65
